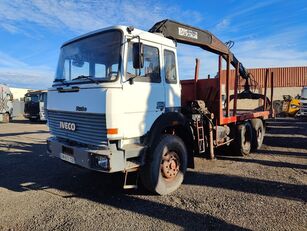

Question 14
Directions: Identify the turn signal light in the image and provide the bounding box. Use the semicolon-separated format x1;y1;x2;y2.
107;128;118;135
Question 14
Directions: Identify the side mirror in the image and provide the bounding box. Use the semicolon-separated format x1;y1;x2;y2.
132;42;144;69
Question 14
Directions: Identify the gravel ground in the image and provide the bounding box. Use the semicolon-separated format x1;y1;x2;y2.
0;117;306;231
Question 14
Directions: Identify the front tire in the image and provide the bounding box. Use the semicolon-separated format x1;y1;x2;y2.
233;122;252;156
141;135;187;195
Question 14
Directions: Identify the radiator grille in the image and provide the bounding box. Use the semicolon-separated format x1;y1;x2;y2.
47;110;107;147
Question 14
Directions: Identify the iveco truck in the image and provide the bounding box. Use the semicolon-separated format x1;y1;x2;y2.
47;19;274;195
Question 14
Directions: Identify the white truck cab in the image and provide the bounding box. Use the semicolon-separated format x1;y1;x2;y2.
299;86;307;117
47;25;181;174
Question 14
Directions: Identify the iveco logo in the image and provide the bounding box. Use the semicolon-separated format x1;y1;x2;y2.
76;106;87;112
59;121;76;131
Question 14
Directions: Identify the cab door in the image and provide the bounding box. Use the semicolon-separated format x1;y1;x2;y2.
162;48;181;110
122;41;165;138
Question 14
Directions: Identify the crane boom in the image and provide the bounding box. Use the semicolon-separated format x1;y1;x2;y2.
149;19;250;79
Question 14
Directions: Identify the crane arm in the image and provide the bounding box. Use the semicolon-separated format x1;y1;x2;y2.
149;19;249;79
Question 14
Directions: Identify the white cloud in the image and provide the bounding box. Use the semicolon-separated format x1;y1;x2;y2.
0;52;53;89
215;19;230;31
213;0;282;33
231;26;307;68
0;22;19;33
0;0;203;34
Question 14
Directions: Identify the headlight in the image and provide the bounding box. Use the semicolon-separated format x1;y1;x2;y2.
91;154;109;170
290;104;298;108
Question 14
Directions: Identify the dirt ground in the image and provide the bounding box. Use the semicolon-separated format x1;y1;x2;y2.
0;117;306;231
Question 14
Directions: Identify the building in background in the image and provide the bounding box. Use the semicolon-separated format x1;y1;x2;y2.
221;66;307;100
10;87;32;101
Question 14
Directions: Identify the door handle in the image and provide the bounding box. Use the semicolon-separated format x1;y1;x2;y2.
156;102;165;111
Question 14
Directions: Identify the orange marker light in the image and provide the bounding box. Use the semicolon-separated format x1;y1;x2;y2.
107;128;118;135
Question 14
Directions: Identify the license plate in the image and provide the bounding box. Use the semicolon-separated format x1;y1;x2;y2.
60;153;75;164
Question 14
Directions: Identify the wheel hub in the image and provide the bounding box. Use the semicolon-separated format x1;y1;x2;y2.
161;151;180;180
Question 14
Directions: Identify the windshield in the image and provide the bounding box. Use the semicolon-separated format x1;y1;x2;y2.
55;30;122;83
25;95;39;103
302;88;307;100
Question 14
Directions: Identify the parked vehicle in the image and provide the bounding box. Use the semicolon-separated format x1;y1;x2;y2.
299;86;307;117
47;19;274;195
273;95;301;117
24;90;47;122
0;84;13;123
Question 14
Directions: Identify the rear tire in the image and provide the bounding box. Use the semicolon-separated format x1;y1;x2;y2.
233;122;252;156
140;135;187;195
251;119;265;150
3;113;10;123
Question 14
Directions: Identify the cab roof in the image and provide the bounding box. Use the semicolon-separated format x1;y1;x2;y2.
61;25;176;48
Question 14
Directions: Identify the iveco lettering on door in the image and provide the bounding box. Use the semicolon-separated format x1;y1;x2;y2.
59;121;76;131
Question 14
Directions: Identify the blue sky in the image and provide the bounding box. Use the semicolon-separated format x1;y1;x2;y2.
0;0;306;89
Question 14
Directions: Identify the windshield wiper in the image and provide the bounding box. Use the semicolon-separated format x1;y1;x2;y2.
72;75;99;85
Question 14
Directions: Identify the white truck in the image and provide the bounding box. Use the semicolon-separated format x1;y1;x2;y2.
299;86;307;117
0;84;13;122
47;20;274;195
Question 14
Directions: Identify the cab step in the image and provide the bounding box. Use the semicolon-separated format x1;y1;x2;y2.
123;160;141;190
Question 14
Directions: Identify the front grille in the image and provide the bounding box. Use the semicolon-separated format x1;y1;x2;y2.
47;110;107;147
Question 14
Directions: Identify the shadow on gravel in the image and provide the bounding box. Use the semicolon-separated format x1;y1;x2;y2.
265;126;306;135
184;171;307;203
10;119;47;124
1;118;305;230
266;118;306;125
263;136;307;149
0;141;249;231
217;156;307;170
258;149;307;159
0;130;49;137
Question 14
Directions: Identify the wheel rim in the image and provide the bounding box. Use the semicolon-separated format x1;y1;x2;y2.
161;151;180;181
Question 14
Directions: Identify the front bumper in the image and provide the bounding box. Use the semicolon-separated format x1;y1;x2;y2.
39;111;46;121
47;137;125;173
24;113;39;119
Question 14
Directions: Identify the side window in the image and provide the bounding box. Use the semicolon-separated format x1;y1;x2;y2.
126;43;161;83
164;50;177;84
